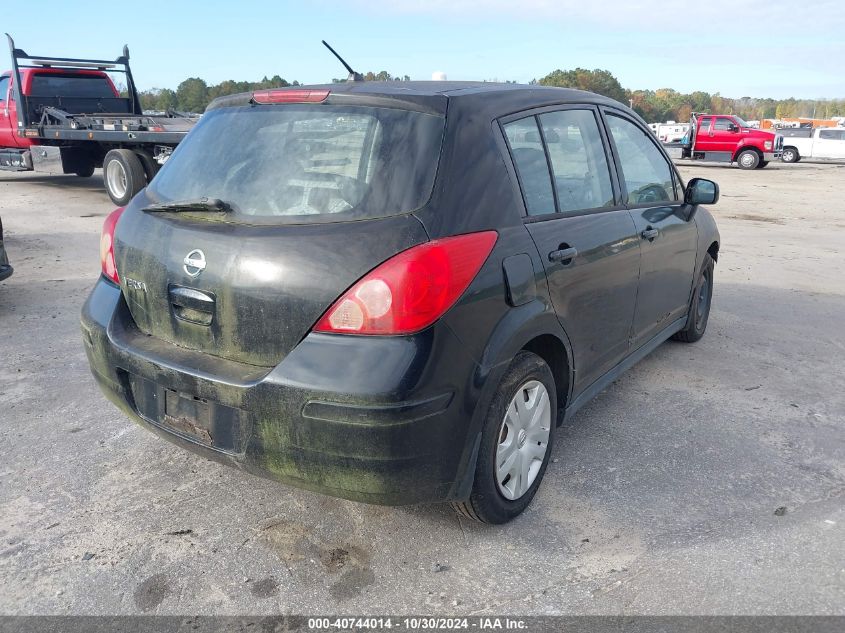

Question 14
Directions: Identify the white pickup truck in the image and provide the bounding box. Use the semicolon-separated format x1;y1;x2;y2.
780;128;845;163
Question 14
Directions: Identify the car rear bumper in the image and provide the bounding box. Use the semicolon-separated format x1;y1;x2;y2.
81;277;489;505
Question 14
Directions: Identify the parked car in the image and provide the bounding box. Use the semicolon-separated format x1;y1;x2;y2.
664;113;783;169
781;127;845;163
650;121;690;143
0;215;11;282
81;82;720;523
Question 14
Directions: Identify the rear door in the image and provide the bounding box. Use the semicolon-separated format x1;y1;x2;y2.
816;129;845;159
501;106;641;393
0;75;21;148
602;109;698;348
710;116;740;154
691;116;713;153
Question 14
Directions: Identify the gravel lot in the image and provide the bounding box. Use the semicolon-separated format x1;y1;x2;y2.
0;162;843;615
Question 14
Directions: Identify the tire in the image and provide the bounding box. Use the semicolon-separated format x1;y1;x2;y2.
782;147;799;163
75;164;95;178
736;149;760;170
452;351;556;524
673;253;714;343
757;160;769;169
103;149;146;206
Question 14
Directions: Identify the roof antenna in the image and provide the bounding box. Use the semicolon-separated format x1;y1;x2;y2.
322;40;363;82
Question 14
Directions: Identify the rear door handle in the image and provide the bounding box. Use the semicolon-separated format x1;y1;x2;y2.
548;247;578;264
641;228;659;241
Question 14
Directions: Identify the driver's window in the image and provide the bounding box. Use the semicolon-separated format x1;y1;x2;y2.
713;118;735;131
606;114;677;205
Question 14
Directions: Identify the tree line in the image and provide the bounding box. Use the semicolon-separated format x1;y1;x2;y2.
138;69;844;122
536;68;844;122
139;76;300;113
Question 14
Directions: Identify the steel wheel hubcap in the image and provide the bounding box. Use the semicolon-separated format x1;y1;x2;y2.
106;161;127;198
495;380;551;501
741;153;754;167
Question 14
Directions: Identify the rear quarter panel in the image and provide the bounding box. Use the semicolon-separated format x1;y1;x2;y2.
417;96;575;414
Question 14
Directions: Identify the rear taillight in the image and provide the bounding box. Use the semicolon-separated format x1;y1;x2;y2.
252;89;330;104
100;207;125;284
314;231;498;335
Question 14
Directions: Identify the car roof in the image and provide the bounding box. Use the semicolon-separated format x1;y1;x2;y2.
208;81;627;119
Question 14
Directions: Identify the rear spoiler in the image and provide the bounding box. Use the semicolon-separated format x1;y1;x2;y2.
5;33;143;131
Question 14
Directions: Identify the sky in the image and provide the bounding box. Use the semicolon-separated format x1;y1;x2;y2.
5;0;844;99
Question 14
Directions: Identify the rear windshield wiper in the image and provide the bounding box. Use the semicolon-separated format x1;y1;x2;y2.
144;198;232;213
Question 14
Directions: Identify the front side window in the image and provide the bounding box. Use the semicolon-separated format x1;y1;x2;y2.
606;114;677;205
503;117;555;215
713;117;736;131
538;109;615;213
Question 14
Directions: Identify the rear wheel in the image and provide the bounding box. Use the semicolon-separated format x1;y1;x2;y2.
103;149;146;206
452;351;556;524
782;147;799;163
673;253;714;343
75;164;95;178
736;149;760;170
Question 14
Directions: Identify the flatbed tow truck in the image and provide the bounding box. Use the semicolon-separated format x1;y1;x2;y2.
663;112;783;170
0;34;196;204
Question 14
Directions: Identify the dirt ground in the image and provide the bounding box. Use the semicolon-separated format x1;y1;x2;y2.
0;161;843;615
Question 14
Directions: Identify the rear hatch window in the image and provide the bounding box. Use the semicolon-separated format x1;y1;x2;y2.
147;103;445;223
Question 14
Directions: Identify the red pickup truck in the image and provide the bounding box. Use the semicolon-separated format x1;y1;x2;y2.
0;35;195;204
665;113;783;169
0;67;118;172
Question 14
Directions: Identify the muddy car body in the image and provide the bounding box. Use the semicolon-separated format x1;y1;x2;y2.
82;82;720;523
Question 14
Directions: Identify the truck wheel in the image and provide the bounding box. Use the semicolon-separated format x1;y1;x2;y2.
782;147;799;163
103;149;146;206
75;164;95;178
736;149;760;170
452;351;556;524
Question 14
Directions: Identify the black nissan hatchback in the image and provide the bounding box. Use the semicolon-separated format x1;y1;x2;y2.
82;82;720;523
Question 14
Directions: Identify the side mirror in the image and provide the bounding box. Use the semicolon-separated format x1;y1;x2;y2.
729;124;739;132
685;178;719;206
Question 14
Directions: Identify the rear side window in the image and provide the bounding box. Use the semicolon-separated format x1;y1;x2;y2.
0;76;8;101
538;110;614;213
149;104;445;222
503;118;555;215
698;117;712;132
819;129;845;140
30;74;115;98
606;114;677;205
